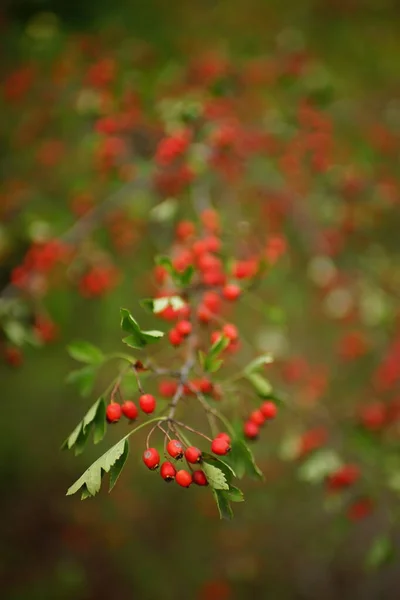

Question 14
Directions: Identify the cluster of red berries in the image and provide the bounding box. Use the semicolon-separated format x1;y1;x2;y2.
243;401;278;440
11;240;70;290
105;394;156;423
79;265;119;298
143;432;231;488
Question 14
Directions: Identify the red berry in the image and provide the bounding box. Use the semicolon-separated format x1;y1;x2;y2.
203;291;222;313
159;380;178;397
222;323;238;341
244;420;259;440
121;401;138;421
198;378;213;394
210;330;223;345
143;448;160;470
176;320;192;337
169;328;183;346
4;346;23;367
260;401;277;420
197;304;213;324
222;283;241;301
216;432;231;445
185;446;202;464
249;409;265;426
106;403;122;423
211;437;231;455
176;220;195;241
175;469;193;487
167;439;184;459
139;394;156;414
192;470;208;486
160;461;177;481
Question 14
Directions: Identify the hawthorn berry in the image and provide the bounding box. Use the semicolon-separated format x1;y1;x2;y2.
139;394;156;414
175;469;193;487
185;446;202;463
216;432;231;445
167;439;184;459
169;328;183;346
244;420;259;440
106;403;122;423
176;320;192;337
121;401;138;421
211;436;231;455
197;304;213;324
160;461;177;482
249;409;265;426
143;448;160;470
260;401;277;420
222;283;241;301
222;323;238;341
159;380;178;397
192;470;208;486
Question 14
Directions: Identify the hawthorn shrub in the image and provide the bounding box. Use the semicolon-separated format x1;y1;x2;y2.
1;15;400;571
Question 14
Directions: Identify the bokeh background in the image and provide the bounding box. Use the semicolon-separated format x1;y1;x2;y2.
2;1;400;599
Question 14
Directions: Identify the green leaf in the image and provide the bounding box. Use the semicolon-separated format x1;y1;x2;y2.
150;197;178;222
65;366;97;397
244;353;274;374
229;439;264;481
245;372;273;398
155;255;194;286
365;536;394;569
202;335;229;373
93;399;107;444
67;341;104;364
202;463;229;490
120;308;164;349
109;440;130;491
180;264;195;286
212;489;234;520
67;438;129;498
141;329;165;342
141;296;185;314
297;449;342;483
3;320;28;346
225;485;244;502
202;453;236;482
62;398;106;453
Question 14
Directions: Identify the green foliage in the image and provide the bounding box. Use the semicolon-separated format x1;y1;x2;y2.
67;341;104;364
245;372;273;398
66;437;130;498
202;462;229;490
120;308;164;349
66;365;98;397
199;335;229;373
243;353;274;374
212;488;234;520
365;535;394;569
141;295;185;314
297;449;342;483
62;397;106;455
227;439;264;481
155;255;195;286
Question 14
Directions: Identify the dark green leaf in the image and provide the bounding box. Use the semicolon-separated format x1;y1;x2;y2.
74;426;91;456
120;308;164;348
226;485;244;502
93;398;107;444
67;438;129;498
109;438;130;491
365;536;394;569
67;341;104;364
229;439;264;481
180;265;195;286
202;463;229;490
212;489;234;520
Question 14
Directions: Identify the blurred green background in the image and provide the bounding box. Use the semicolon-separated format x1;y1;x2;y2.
1;1;400;599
